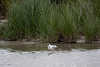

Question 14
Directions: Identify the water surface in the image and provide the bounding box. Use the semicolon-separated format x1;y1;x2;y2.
0;41;100;67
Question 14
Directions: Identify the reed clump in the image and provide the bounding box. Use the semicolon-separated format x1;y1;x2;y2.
0;0;99;42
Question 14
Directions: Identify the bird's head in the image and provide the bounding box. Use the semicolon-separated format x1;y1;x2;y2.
46;42;50;45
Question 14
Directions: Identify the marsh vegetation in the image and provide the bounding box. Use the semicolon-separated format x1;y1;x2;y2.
0;0;100;43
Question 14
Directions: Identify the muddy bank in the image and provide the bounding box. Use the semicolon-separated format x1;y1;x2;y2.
0;38;100;47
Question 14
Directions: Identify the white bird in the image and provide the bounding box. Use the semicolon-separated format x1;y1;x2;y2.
47;42;58;50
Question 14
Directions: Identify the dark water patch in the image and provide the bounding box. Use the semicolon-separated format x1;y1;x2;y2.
0;43;47;51
0;41;100;52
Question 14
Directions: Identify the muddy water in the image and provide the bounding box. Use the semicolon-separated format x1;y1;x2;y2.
0;41;100;67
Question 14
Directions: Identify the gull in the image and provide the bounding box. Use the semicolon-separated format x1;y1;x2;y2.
47;42;58;50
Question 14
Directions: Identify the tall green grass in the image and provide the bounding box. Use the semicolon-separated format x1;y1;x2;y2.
0;0;99;42
79;0;99;42
58;4;77;42
71;0;100;42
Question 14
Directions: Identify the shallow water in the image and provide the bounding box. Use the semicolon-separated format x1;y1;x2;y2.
0;41;100;67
